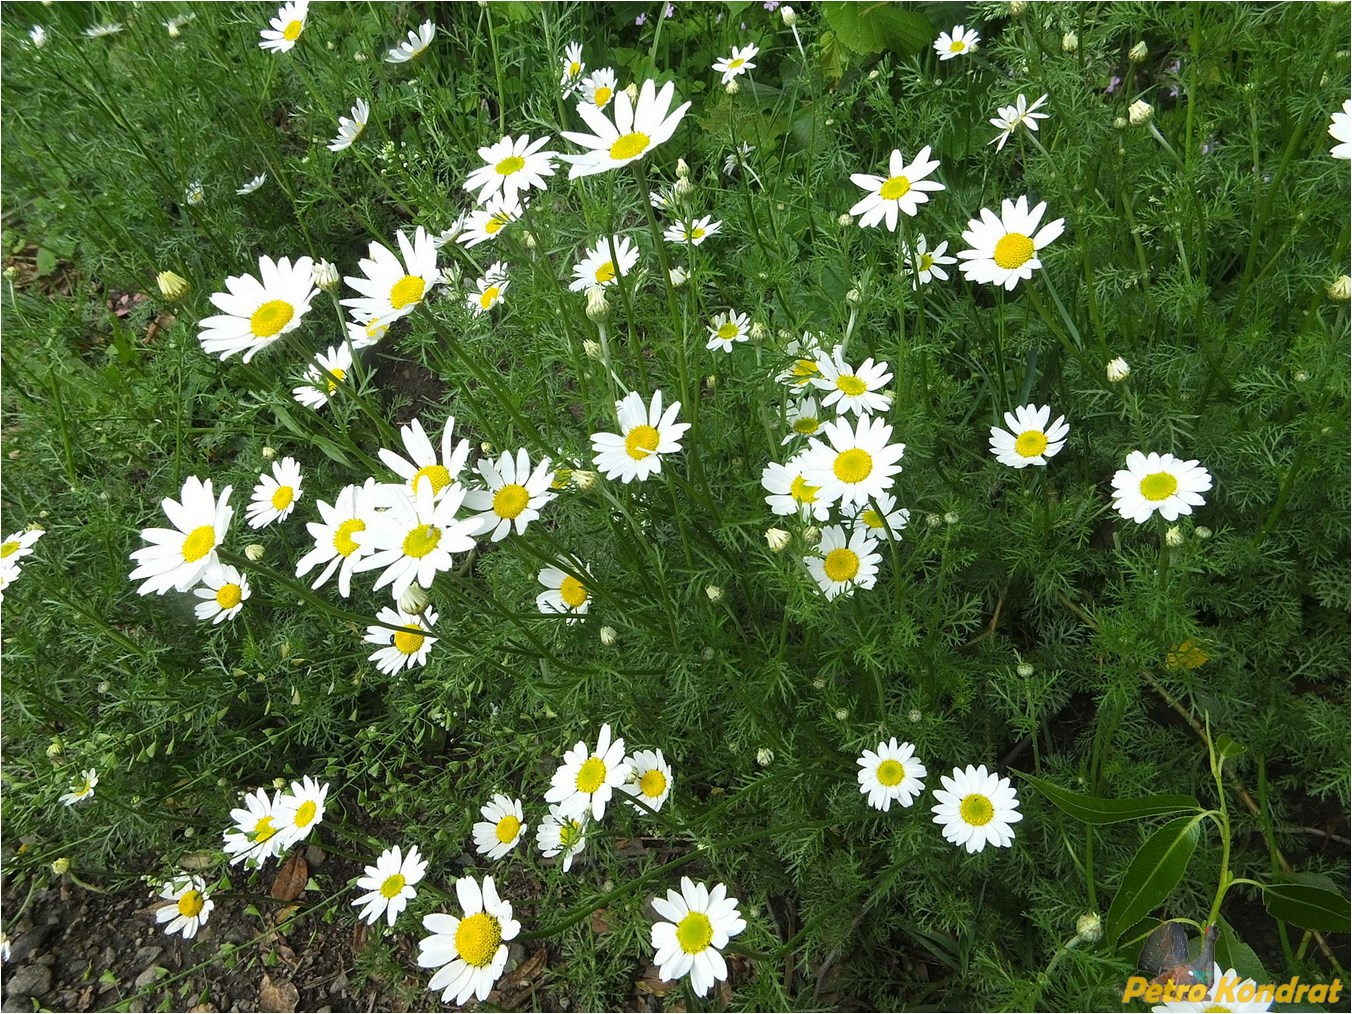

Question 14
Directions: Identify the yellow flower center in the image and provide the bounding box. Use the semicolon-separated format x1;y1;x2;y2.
250;299;295;339
253;815;277;842
860;509;883;529
1202;1006;1232;1013
823;547;860;582
495;154;525;176
283;19;303;41
789;475;818;504
177;890;205;918
690;227;705;240
402;524;441;559
394;625;425;655
876;759;905;786
576;756;607;793
559;575;588;608
411;464;452;495
495;814;521;843
609;131;651;161
569;60;581;75
334;518;365;557
676;911;714;954
455;912;501;968
625;424;660;460
559;820;582;849
960;793;995;826
792;416;819;435
181;525;217;563
919;253;935;271
479;285;501;309
1;541;19;557
880;175;911;200
325;367;347;393
716;322;740;340
293;800;317;828
993;232;1034;270
593;86;613;107
493;484;530;520
390;274;426;310
215;583;243;609
380;873;406;899
729;57;745;69
485;215;508;235
949;39;966;52
640;769;667;798
594;260;617;284
1015;430;1048;457
1140;471;1178;501
833;448;873;484
271;485;295;511
365;321;388;343
836;374;867;396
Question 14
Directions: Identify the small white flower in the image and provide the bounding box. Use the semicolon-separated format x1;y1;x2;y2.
59;768;98;806
416;876;521;1006
811;347;893;416
1330;99;1352;160
804;524;882;600
535;804;588;871
902;234;956;288
1111;452;1213;524
989;93;1050;152
713;43;759;84
366;607;439;675
857;738;926;811
247;456;304;529
663;216;722;246
934;24;979;60
931;764;1023;852
650;877;747;998
155;876;214;939
544;723;632;821
329;99;370;152
988;403;1070;468
386;20;435;64
352;845;427;927
236;174;267;196
1107;357;1131;383
258;0;307;53
705;310;751;353
623;749;673;813
472;795;527;861
193;565;251;624
590;390;690;483
848;147;945;231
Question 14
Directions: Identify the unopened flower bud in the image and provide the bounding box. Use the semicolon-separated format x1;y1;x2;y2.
1061;31;1078;53
523;231;538;251
927;513;942;528
846;287;861;304
725;79;740;96
1106;357;1130;383
673;177;694;199
572;469;598;490
668;266;689;288
705;585;724;603
624;82;639;102
834;707;849;721
157;270;190;300
585;286;610;322
583;338;602;360
1016;662;1034;678
706;374;717;390
1195;526;1212;540
398;585;430;614
480;441;494;455
1009;0;1028;14
244;543;266;562
1165;526;1184;547
1076;912;1103;943
781;5;797;27
46;739;63;759
765;527;790;552
1328;275;1351;301
51;857;71;875
803;525;821;545
812;676;825;689
837;213;853;227
1128;41;1148;63
261;446;277;460
944;511;959;525
1113;116;1128;130
675;158;691;180
908;708;922;723
313;259;340;291
599;625;618;647
749;321;768;342
1128;99;1153;126
756;747;774;767
868;68;880;81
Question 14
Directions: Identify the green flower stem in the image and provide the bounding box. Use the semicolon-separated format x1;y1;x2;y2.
483;4;507;133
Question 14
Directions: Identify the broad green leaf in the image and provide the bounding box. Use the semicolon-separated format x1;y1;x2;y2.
1215;733;1247;760
1262;875;1351;933
821;2;931;55
1214;918;1270;985
1015;770;1201;825
1106;815;1204;944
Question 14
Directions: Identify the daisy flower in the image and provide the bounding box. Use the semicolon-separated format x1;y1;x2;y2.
341;226;440;327
546;723;632;821
468;262;509;316
650;878;746;998
591;390;690;483
569;235;640;292
902;234;955;288
276;775;328;849
236;174;267;196
328;99;369;153
0;563;19;603
811;347;893;416
355;479;478;601
761;454;832;522
386;20;435;64
535;804;588;871
783;395;824;445
366;606;439;675
706;310;751;353
192;564;250;624
184;180;205;206
805;525;882;600
377;416;472;502
417;876;520;1006
1330;99;1352;160
931;764;1022;852
776;331;829;387
579;67;618;112
724;141;756;176
155;876;214;940
989;93;1050;152
458;193;524;248
223;788;291;866
713;43;759;84
536;563;592;623
1111;452;1213;524
353;844;427;927
801;415;906;509
259;0;308;53
848;146;945;231
463;449;556;542
957;195;1065;290
84;23;124;39
664;216;722;246
295;480;377;598
165;14;195;37
989;404;1070;469
346;314;391;350
934;24;979;60
463;134;558;207
849;492;910;540
129;476;234;596
1153;964;1274;1013
472;794;527;861
30;25;48;47
292;343;354;410
59;768;98;806
560;78;691;179
623;749;673;813
1;528;44;566
559;41;586;97
246;456;304;529
196;255;318;363
857;738;926;811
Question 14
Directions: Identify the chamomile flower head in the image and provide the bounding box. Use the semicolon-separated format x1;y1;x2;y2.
537;563;593;623
386;20;435;64
623;749;673;813
277;776;328;848
579;67;619;112
259;0;308;53
849;492;910;540
570;235;640;292
848;146;945;231
560;41;586;97
353;844;427;927
197;255;318;363
1111;452;1213;524
931;764;1023;852
761;454;832;522
328;99;369;152
0;562;20;603
355;479;478;601
292;343;354;410
934;24;979;60
463;449;556;541
1329;99;1352;160
463;134;558;207
776;331;830;387
59;768;98;806
902;234;956;288
664;215;722;246
857;738;926;811
706;310;751;352
545;723;632;821
468;262;509;316
417;876;520;1007
345;313;391;350
1151;964;1275;1013
247;456;304;529
378;416;472;502
295;479;378;598
783;395;825;445
989;93;1050;151
535;803;588;871
193;564;251;624
957;195;1065;290
366;606;439;675
236;173;267;196
165;14;196;38
801;415;906;509
341;226;440;327
591;390;690;483
804;524;882;600
713;43;759;84
84;22;126;39
989;403;1070;468
459;193;524;248
129;476;234;595
1;528;44;566
156;876;213;940
223;788;291;866
811;347;893;416
472;794;527;861
650;877;747;998
560;78;691;179
724;141;756;176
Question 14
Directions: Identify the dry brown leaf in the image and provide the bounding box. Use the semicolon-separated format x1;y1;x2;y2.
269;852;308;902
635;963;675;998
258;972;299;1013
589;907;613;934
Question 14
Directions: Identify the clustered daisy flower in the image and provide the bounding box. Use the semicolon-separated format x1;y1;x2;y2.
353;844;427;927
590;390;690;483
934;23;979;60
857;739;926;811
713;43;759;84
156;876;214;939
931;764;1022;853
59;768;98;806
650;878;746;998
417;876;520;1006
988;404;1070;469
957;195;1065;290
259;0;307;53
387;20;435;63
1111;451;1214;524
560;79;691;178
848;146;945;230
197;255;318;363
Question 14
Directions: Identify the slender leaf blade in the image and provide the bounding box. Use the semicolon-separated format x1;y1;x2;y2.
1106;815;1204;945
1015;770;1200;825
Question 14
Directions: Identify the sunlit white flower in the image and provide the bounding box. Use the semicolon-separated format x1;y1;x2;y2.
355;479;478;601
463;449;556;541
664;216;722;246
931;764;1022;852
259;0;308;53
1330;99;1352;160
1;529;44;566
164;13;195;38
857;738;926;810
713;43;759;84
223;788;292;866
156;876;214;939
848;492;910;540
329;99;369;152
801;415;906;509
129;476;234;595
193;564;251;624
706;310;750;353
804;524;881;600
458;194;524;248
467;262;509;316
292;343;354;410
650;877;746;998
535;804;588;871
849;146;945;231
579;67;618;112
902;234;955;288
1107;357;1131;383
295;479;378;597
353;844;427;927
59;768;98;806
386;20;435;64
247;456;304;529
623;749;672;813
29;25;48;48
463;134;558;207
570;235;640;292
346;313;391;350
591;390;690;483
536;563;592;623
783;395;824;445
957;195;1065;290
341;226;440;327
546;723;631;821
84;23;124;39
197;255;318;363
236;173;267;196
934;24;979;60
560;79;691;179
377;416;472;502
761;453;832;522
366;602;440;668
417;876;520;1006
811;347;892;416
1111;452;1213;524
560;41;586;97
989;403;1069;468
472;795;527;861
277;775;329;849
776;331;829;387
989;93;1050;152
